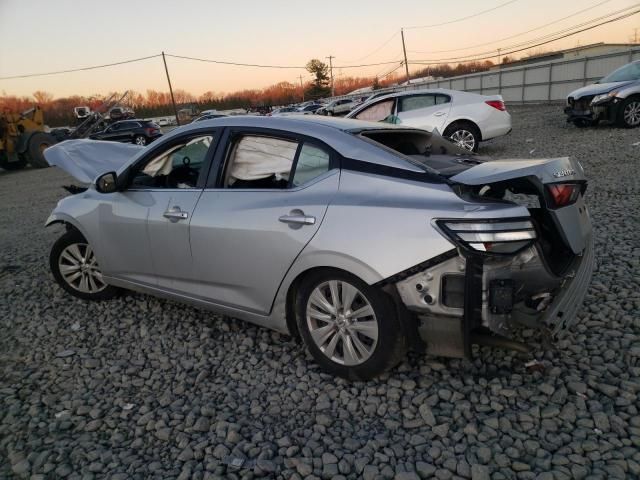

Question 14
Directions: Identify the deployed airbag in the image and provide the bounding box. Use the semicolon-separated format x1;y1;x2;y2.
229;136;297;183
44;139;144;183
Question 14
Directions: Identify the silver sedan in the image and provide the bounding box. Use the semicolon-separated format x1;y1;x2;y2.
45;116;593;380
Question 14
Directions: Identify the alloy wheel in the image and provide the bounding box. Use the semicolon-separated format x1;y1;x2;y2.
306;280;378;366
58;243;107;294
449;129;476;150
623;101;640;127
135;136;147;146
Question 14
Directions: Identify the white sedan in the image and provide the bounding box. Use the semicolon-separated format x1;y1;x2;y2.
346;89;511;151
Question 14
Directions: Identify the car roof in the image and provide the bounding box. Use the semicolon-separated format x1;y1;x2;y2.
153;115;426;172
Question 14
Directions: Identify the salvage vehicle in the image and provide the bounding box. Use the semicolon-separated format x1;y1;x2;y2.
318;98;358;116
565;60;640;128
89;119;162;146
346;89;512;152
44;116;593;380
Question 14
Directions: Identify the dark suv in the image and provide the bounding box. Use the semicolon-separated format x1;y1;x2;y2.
90;120;162;146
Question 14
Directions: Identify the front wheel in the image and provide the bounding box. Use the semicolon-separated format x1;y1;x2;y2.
50;229;119;301
295;270;407;380
443;122;480;152
617;97;640;128
133;135;148;146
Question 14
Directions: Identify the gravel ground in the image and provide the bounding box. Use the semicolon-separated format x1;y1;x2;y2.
1;104;639;480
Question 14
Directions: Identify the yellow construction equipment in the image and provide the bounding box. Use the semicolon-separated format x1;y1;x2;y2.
0;105;57;170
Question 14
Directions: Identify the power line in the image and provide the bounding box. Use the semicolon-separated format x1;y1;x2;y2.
409;7;640;65
0;54;161;80
409;5;640;63
404;0;520;29
165;53;305;69
165;53;401;70
407;0;614;54
342;30;400;63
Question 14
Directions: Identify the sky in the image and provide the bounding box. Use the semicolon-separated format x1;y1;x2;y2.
0;0;638;99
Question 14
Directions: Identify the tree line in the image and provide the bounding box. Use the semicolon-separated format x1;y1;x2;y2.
0;58;495;127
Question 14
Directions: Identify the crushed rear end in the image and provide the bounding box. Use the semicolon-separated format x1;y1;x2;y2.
395;155;594;358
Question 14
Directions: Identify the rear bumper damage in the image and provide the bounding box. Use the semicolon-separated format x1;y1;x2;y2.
394;235;594;358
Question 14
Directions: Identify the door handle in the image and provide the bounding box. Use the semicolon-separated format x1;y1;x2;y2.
163;206;189;221
434;111;446;116
279;213;316;225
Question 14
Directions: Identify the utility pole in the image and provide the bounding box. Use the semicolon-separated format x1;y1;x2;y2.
401;28;410;85
632;28;639;44
162;52;180;126
326;56;335;97
497;48;501;66
299;75;304;102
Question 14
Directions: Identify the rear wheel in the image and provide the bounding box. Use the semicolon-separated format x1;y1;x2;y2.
295;270;406;380
444;121;481;152
26;132;56;168
133;135;147;146
617;97;640;128
50;229;119;301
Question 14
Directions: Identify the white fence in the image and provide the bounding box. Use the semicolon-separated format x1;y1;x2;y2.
334;47;640;103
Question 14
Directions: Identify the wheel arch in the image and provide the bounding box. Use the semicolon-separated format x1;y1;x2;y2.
45;213;90;241
443;118;483;141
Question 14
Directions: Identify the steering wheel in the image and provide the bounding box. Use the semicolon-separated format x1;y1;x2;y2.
165;157;198;188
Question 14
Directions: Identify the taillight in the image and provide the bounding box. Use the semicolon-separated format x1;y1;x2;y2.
547;183;580;207
436;219;536;255
485;100;506;111
145;127;157;135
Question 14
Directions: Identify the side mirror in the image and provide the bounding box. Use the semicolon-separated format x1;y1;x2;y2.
96;171;118;193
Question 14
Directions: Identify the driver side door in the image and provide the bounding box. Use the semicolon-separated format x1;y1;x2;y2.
99;130;218;290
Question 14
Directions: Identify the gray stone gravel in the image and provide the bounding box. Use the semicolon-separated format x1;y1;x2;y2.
1;104;639;479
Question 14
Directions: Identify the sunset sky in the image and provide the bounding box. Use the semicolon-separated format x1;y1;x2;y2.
0;0;638;99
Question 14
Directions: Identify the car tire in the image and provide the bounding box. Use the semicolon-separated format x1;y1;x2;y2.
295;269;407;381
443;121;481;152
133;135;147;146
326;111;333;116
616;96;640;128
50;229;119;301
26;132;56;168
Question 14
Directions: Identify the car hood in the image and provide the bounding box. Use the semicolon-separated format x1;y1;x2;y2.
567;80;635;99
44;139;144;183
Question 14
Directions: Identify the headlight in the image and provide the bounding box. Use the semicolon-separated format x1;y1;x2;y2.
435;219;536;254
591;90;618;105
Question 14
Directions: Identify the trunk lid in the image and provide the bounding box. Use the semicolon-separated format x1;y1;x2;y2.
449;156;591;256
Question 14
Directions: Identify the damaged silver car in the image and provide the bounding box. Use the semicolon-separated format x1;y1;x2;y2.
45;116;593;380
565;59;640;128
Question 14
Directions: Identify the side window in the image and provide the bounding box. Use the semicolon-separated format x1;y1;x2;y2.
435;94;451;105
354;99;395;122
131;135;213;189
109;123;120;131
291;144;330;187
398;95;436;113
225;135;298;189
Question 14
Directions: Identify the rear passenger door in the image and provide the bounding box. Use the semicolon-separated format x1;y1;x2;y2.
395;93;452;133
189;129;340;314
116;121;138;143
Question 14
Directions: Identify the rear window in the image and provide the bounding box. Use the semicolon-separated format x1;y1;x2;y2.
358;129;472;175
